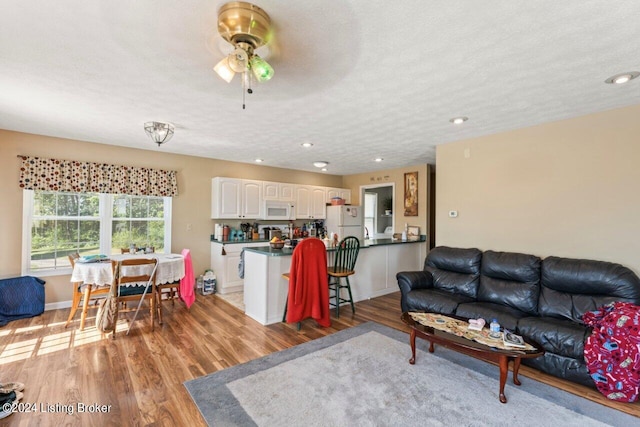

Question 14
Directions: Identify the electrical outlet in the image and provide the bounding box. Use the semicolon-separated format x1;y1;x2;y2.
187;223;192;231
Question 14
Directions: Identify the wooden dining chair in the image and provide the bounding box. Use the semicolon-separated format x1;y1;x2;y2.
111;258;158;338
327;236;360;317
65;252;110;330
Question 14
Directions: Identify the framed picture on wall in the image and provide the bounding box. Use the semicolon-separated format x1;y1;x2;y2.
404;172;418;216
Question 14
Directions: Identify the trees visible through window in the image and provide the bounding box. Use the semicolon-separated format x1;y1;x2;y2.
30;192;100;270
112;195;165;252
23;191;171;275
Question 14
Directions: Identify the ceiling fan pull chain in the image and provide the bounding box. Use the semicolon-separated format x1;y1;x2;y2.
242;71;246;109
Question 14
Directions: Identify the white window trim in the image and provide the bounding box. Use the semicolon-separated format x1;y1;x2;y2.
22;191;172;277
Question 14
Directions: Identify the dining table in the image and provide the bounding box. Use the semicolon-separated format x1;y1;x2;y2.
70;253;186;286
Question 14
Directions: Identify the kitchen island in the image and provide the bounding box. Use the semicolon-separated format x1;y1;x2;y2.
243;237;427;325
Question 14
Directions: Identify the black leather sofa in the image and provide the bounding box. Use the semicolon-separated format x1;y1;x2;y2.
397;246;640;387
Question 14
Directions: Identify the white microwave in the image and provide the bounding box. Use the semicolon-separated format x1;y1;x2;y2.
261;200;296;220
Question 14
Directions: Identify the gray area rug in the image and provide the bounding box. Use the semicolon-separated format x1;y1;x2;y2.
184;322;635;426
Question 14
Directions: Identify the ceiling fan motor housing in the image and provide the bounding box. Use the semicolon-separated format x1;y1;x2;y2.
218;1;271;50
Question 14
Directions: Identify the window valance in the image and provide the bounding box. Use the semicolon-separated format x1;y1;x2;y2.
18;156;178;197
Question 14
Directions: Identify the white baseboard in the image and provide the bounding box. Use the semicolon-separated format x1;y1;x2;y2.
45;300;72;311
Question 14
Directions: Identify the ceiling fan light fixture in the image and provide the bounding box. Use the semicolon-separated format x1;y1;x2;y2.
214;57;236;83
214;2;274;108
144;122;175;147
250;55;274;82
229;47;249;72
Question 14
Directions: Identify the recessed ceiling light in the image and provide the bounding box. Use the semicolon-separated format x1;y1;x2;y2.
313;161;328;168
605;71;640;84
255;158;264;163
449;116;468;125
374;158;383;162
301;142;313;148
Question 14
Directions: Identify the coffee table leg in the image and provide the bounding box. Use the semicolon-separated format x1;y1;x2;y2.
512;357;522;386
499;356;508;404
409;328;416;364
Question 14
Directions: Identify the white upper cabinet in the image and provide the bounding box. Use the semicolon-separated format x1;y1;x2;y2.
212;178;263;219
263;181;295;201
327;188;351;204
295;185;327;219
213;177;348;220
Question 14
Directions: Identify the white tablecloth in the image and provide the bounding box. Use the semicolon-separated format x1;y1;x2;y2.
70;253;185;286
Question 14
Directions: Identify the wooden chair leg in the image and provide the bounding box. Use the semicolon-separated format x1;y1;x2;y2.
65;287;82;328
79;286;93;331
150;295;155;331
157;292;163;325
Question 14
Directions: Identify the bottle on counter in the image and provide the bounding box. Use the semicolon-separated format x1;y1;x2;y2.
222;225;230;241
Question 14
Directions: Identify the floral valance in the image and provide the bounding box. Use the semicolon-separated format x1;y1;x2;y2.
18;156;178;197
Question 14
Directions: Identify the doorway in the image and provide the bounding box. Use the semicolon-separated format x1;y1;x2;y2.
360;183;395;240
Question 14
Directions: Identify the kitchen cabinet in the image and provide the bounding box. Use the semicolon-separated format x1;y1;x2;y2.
295;185;327;219
211;241;269;294
327;188;351;204
263;181;295;201
211;177;263;219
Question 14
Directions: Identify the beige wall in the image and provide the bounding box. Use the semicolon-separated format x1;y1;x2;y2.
0;130;342;304
342;164;431;246
436;104;640;275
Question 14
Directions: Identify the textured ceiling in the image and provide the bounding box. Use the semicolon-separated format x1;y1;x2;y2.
1;1;639;175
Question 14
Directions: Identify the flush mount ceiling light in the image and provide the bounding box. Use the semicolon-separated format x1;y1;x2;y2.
255;158;264;163
301;142;314;148
213;2;274;109
144;122;174;147
449;116;468;125
375;157;384;162
313;161;329;168
605;71;640;84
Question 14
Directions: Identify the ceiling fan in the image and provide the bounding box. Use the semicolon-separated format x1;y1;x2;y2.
213;1;274;109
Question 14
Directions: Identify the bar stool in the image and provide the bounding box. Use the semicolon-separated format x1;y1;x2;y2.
327;236;360;317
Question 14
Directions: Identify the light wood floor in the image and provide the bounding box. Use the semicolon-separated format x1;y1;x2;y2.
1;292;638;425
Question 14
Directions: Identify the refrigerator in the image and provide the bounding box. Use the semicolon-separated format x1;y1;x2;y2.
325;205;364;241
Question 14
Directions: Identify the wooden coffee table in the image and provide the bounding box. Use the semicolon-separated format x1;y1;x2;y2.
401;312;544;403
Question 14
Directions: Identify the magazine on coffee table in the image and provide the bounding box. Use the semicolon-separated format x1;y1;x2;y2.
503;330;526;348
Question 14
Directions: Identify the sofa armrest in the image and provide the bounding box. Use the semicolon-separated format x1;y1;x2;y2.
397;271;433;295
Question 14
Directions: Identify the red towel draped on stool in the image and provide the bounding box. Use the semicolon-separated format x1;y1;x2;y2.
286;238;331;327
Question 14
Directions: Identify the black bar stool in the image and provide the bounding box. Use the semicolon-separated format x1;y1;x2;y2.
327;236;360;317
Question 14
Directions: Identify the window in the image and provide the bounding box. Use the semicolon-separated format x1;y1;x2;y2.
112;194;167;253
22;190;172;275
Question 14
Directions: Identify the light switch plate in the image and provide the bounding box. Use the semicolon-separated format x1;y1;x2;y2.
448;210;458;218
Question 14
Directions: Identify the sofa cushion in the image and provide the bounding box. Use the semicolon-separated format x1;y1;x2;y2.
455;302;528;331
478;250;541;315
405;289;474;315
517;316;590;360
425;246;482;299
540;256;640;323
522;352;593;388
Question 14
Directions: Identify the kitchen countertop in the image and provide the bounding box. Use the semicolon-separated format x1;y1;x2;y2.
243;236;426;257
211;237;271;244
